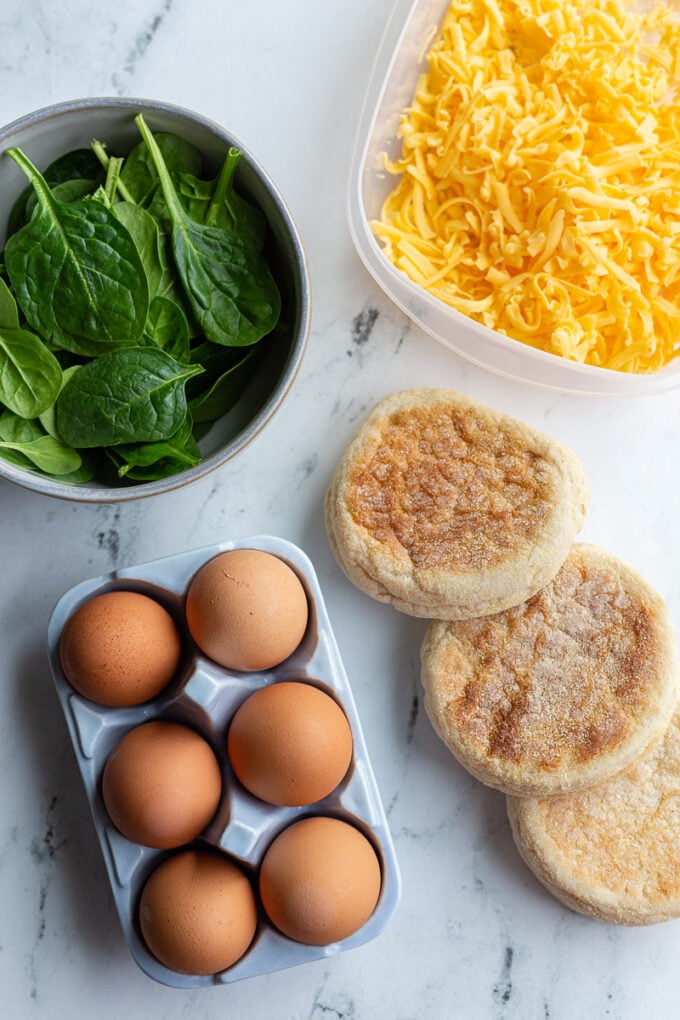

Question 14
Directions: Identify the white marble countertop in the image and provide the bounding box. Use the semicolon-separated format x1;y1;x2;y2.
1;1;680;1017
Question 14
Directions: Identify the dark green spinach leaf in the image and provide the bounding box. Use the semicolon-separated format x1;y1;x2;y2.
5;148;149;353
135;114;280;347
55;346;203;447
144;296;190;360
0;326;62;417
189;346;257;423
0;411;82;475
108;413;200;480
8;147;104;235
119;131;203;206
0;278;19;328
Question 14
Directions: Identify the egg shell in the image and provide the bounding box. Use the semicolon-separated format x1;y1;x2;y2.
47;536;402;987
102;720;222;849
59;590;182;707
139;849;258;975
259;816;382;945
227;681;353;806
185;549;309;671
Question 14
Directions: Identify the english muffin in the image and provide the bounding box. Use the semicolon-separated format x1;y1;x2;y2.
325;389;588;620
507;702;680;925
421;544;679;797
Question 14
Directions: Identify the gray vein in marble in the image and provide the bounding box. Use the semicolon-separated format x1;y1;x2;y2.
492;944;514;1008
345;304;409;370
386;632;423;820
111;0;173;91
350;307;379;349
406;691;419;745
26;794;69;1001
309;988;355;1020
95;505;122;565
293;453;319;495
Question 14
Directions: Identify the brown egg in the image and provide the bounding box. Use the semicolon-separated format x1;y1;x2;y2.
59;590;182;707
185;549;309;671
140;849;258;975
259;816;382;945
227;681;353;806
102;721;222;849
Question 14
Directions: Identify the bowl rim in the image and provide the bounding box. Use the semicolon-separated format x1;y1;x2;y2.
0;96;311;502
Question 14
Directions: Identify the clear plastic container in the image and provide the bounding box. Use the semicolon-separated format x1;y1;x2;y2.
348;0;680;396
47;536;401;988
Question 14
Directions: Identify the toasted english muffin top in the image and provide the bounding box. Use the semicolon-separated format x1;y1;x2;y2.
421;544;679;796
326;388;588;619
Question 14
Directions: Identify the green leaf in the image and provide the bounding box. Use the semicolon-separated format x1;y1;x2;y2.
113;201;165;291
8;147;104;236
188;346;257;423
135;114;280;347
0;408;42;442
55;346;203;447
119;132;203;206
0;326;62;417
39;364;80;438
25;178;98;221
144;296;190;361
0;433;82;475
109;413;200;478
4;147;149;354
204;148;267;250
0;278;19;329
113;201;196;328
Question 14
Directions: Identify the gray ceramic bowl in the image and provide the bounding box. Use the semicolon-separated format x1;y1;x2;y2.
0;98;310;502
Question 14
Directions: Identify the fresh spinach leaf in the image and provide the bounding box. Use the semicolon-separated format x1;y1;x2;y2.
188;347;257;423
113;201;167;293
0;278;19;329
0;405;90;479
0;326;62;417
119;131;203;206
0;409;42;442
40;147;103;187
113;200;197;331
0;434;81;475
135;114;280;347
8;147;104;236
25;178;98;221
152;150;266;251
0;410;82;474
108;413;200;479
144;296;190;361
39;364;80;438
205;148;267;250
55;346;203;447
5;148;149;354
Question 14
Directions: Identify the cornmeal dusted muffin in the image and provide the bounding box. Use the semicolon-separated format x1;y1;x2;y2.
508;702;680;925
421;544;679;797
325;388;588;619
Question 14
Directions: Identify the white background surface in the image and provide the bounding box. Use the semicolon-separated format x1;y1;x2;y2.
1;1;679;1017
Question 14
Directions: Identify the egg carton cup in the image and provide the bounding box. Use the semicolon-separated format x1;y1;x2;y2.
348;0;680;396
47;535;402;988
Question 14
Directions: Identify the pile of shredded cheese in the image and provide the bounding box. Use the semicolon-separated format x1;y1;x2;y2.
372;0;680;371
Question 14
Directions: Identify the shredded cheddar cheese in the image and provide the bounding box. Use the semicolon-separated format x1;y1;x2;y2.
371;0;680;371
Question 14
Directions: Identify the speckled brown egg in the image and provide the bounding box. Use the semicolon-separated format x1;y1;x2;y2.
102;721;222;849
59;590;182;707
185;549;309;671
259;816;382;945
139;848;258;975
227;681;353;806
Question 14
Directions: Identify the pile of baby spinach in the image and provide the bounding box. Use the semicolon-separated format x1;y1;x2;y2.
0;112;282;485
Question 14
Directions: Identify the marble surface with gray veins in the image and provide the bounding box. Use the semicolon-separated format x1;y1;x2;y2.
1;1;680;1018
